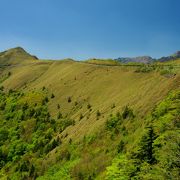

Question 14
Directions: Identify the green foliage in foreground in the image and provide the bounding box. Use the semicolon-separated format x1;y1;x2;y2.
0;88;179;180
0;89;75;179
106;90;180;180
37;159;80;180
38;90;180;180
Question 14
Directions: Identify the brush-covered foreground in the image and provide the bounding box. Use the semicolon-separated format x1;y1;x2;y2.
0;48;179;179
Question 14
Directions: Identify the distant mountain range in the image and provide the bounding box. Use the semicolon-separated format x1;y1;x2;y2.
158;51;180;62
115;51;180;64
115;56;153;64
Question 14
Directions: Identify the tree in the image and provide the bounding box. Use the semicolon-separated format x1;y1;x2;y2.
96;110;101;119
51;93;55;98
136;125;157;164
111;103;116;109
29;164;35;177
87;103;91;109
106;155;137;180
0;128;9;143
0;86;4;91
8;72;11;76
117;140;125;153
68;97;72;103
122;106;134;119
57;112;62;119
69;138;72;144
79;113;83;120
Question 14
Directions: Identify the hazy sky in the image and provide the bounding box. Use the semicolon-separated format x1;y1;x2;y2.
0;0;179;60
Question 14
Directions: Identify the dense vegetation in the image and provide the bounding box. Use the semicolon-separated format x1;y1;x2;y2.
0;88;75;179
37;90;179;180
106;90;180;179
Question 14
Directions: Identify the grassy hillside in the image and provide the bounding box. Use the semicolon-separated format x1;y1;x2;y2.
2;59;179;136
0;48;179;179
0;47;38;65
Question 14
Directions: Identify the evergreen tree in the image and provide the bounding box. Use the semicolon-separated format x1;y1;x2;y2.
57;104;60;109
57;112;62;119
136;125;157;164
122;106;134;119
51;93;55;98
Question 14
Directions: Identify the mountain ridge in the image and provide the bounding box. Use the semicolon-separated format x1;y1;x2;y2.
0;47;180;64
115;50;180;64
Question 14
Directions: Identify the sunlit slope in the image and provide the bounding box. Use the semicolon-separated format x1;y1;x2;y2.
2;60;53;89
2;60;179;140
0;47;38;65
156;58;180;66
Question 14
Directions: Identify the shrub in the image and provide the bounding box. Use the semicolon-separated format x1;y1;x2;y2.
8;72;11;76
111;103;116;109
79;113;83;120
51;93;55;98
68;97;72;103
57;112;63;119
0;128;9;143
69;138;72;144
0;86;4;91
9;89;14;94
106;116;119;130
122;106;134;119
57;104;60;109
117;140;125;153
160;69;171;75
42;96;49;105
58;119;75;132
83;135;97;145
96;110;101;118
87;103;91;109
135;65;154;73
0;102;6;110
44;139;59;154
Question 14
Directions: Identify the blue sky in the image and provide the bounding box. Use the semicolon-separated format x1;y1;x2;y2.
0;0;179;60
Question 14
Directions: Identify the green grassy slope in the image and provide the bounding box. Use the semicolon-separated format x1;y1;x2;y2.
0;47;37;65
2;59;179;140
0;48;179;179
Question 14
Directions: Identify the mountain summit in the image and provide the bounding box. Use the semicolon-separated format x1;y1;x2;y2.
0;47;38;65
